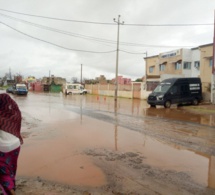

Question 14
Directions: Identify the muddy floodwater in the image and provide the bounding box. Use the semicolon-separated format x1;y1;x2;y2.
2;91;215;194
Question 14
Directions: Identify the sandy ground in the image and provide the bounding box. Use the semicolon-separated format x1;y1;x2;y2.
1;92;215;195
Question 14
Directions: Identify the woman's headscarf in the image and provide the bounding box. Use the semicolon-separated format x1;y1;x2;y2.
0;93;23;144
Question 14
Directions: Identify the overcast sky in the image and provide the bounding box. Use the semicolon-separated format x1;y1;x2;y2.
0;0;215;82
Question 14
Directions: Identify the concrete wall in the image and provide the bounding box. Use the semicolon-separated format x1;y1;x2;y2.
85;83;150;100
200;44;213;86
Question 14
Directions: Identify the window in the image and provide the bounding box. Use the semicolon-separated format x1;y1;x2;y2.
209;59;213;67
175;62;181;70
170;85;179;94
183;62;191;69
159;64;165;71
154;83;171;93
149;66;154;73
194;61;200;70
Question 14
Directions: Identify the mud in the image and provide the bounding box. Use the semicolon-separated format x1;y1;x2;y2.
1;92;215;195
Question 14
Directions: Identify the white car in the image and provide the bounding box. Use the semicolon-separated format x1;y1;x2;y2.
65;83;87;95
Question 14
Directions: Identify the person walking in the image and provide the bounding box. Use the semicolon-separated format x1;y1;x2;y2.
0;93;23;195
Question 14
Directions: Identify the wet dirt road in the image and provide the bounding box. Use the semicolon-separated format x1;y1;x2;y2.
3;91;215;194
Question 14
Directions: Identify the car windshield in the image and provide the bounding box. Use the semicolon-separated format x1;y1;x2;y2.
154;83;171;93
17;86;27;89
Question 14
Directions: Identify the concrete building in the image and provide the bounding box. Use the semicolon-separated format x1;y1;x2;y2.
145;48;201;80
95;75;107;84
111;76;132;85
199;43;213;101
144;44;213;101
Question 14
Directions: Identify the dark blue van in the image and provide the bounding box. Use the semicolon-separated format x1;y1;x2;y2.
147;77;202;108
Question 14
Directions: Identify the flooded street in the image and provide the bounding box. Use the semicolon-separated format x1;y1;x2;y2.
3;92;215;194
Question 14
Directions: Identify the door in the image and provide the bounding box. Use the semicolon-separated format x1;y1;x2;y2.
180;84;190;103
168;84;181;104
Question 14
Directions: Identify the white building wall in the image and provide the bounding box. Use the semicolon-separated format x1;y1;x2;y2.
182;49;192;77
191;49;200;77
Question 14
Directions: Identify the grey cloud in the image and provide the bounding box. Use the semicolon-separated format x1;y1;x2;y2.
0;0;215;81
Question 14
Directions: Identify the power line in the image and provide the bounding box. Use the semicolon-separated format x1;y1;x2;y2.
0;13;195;49
0;21;116;53
0;13;116;44
0;8;213;26
120;49;149;54
0;8;115;25
125;23;213;26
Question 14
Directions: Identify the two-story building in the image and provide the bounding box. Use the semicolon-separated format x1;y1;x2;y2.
144;43;213;101
199;44;213;98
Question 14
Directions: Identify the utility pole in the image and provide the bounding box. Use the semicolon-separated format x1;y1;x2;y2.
81;64;83;84
143;52;148;90
211;10;215;104
113;15;124;101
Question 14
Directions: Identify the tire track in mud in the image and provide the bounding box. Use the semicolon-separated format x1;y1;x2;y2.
83;148;215;195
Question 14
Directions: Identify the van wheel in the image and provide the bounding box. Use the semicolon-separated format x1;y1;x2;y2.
164;101;171;108
192;99;199;106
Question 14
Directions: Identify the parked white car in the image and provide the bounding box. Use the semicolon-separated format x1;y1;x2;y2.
65;83;87;95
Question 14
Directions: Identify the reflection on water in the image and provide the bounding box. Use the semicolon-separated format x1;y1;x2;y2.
62;94;215;127
145;106;215;127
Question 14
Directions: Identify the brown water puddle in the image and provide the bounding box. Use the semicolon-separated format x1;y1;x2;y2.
18;116;109;186
18;113;214;188
144;106;215;127
65;94;215;127
11;93;215;189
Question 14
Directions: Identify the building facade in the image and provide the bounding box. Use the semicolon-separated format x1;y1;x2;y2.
144;44;213;101
199;44;213;92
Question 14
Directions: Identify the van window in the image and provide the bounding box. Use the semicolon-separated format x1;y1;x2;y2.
67;85;77;89
170;85;179;94
154;83;171;93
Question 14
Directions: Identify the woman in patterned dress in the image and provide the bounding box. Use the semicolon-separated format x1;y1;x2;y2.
0;93;23;195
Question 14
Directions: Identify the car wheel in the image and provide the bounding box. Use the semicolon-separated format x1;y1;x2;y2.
192;98;199;106
164;100;171;108
150;104;156;108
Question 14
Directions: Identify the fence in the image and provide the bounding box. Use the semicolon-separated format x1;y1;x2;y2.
85;82;150;99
